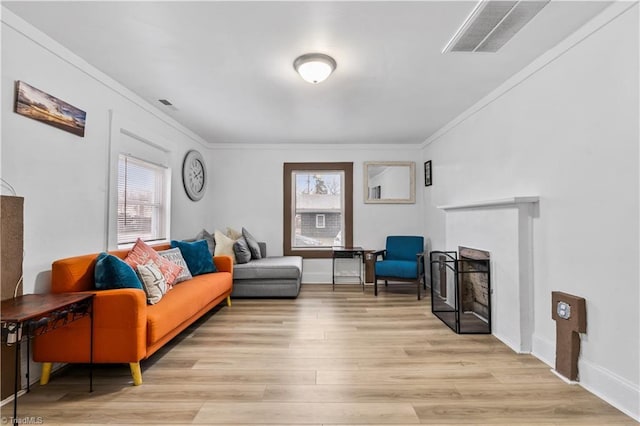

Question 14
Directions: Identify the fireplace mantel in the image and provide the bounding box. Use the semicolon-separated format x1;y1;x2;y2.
437;196;539;211
439;195;538;353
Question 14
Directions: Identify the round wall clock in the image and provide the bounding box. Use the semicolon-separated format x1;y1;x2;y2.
182;150;207;201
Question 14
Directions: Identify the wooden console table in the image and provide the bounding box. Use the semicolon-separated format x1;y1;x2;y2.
1;293;94;423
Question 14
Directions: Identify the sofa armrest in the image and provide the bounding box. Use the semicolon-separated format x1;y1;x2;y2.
34;288;147;363
214;255;233;274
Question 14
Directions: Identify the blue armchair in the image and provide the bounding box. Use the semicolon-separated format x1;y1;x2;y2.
373;236;426;300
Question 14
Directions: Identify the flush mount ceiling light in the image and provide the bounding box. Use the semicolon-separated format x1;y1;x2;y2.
293;53;337;84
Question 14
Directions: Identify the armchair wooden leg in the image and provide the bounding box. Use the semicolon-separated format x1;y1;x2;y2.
374;278;378;296
417;279;421;300
226;296;232;307
384;280;388;287
129;362;142;386
40;362;52;385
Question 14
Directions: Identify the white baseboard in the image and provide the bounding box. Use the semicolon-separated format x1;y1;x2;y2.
0;361;66;408
531;333;639;421
493;332;528;354
531;333;555;367
301;272;331;284
550;369;579;385
578;359;640;422
0;389;26;407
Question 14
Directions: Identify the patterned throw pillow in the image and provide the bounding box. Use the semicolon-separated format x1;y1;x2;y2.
214;230;237;264
136;261;167;305
158;248;193;284
124;238;183;288
94;252;143;290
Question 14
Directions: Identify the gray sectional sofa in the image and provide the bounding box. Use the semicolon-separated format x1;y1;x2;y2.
231;243;303;298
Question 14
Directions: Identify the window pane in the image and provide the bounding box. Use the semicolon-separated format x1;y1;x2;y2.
117;155;167;245
283;162;352;258
292;172;343;247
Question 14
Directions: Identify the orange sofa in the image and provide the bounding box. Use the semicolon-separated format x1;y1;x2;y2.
33;243;233;386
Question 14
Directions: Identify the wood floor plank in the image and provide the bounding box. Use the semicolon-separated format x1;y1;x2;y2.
193;357;361;371
58;384;267;403
413;399;636;424
2;402;202;424
142;368;317;385
2;285;635;425
193;402;420;424
316;369;497;385
263;384;461;402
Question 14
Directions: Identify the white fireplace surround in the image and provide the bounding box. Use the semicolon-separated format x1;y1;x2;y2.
438;196;539;353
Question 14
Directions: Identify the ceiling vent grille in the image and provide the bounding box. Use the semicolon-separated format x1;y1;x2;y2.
443;0;549;53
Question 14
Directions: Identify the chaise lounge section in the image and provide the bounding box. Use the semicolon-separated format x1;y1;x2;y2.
232;243;303;298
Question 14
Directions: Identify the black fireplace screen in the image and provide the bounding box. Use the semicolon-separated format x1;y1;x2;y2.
429;249;491;334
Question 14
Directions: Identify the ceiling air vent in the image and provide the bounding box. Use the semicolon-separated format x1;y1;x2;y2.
443;0;549;53
158;98;178;111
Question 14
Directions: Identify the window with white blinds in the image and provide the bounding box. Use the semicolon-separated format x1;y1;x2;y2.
117;154;168;245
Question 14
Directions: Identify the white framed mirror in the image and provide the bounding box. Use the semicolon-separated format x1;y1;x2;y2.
364;161;415;204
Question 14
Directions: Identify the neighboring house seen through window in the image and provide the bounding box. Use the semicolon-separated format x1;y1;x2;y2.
117;154;169;245
283;162;353;258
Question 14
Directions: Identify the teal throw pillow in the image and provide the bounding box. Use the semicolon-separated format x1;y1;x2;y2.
94;252;143;290
171;239;217;276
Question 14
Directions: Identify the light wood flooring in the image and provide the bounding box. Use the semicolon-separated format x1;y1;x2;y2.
2;284;636;425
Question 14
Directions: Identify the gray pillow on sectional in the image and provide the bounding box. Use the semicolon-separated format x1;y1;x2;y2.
242;227;262;260
233;237;252;264
195;229;215;256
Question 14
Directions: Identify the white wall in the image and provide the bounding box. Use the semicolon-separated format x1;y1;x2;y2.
207;144;424;283
1;9;214;294
421;4;639;420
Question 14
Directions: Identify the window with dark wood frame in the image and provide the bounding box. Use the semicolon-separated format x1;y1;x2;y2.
283;162;353;259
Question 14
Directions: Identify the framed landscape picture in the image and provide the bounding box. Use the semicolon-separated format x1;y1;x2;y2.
14;81;86;137
424;160;432;186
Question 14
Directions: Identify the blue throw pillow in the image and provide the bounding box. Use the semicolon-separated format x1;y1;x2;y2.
171;239;217;276
94;252;143;290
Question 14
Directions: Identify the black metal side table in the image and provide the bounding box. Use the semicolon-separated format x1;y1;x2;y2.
332;246;365;291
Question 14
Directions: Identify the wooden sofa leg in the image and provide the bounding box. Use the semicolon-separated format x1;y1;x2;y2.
226;296;232;307
40;362;52;385
129;362;142;386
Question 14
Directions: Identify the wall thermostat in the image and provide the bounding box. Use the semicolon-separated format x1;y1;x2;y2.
556;301;571;320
